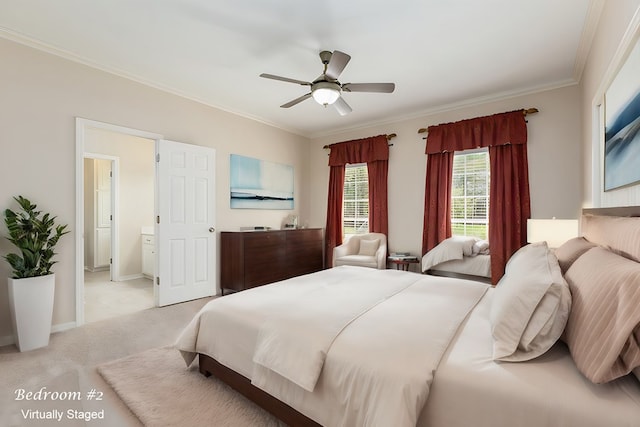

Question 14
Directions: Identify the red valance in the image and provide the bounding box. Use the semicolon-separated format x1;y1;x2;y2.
425;110;527;155
328;135;389;166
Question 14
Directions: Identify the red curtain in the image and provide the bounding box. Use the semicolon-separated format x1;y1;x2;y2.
328;135;389;166
489;144;531;285
422;110;530;284
425;110;527;154
422;152;453;255
325;165;345;268
367;159;388;236
325;135;389;267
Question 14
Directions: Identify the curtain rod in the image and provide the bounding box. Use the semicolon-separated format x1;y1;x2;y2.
323;133;397;149
416;108;539;134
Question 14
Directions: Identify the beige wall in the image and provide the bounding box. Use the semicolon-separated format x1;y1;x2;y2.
580;0;640;207
307;85;583;256
0;37;311;341
2;1;637;343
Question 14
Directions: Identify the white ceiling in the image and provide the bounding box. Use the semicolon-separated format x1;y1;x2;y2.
0;0;596;138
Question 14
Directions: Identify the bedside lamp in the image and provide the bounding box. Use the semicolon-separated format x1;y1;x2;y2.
527;218;579;248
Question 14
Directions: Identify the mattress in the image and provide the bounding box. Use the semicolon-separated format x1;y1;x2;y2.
177;267;488;426
421;288;640;427
177;269;640;427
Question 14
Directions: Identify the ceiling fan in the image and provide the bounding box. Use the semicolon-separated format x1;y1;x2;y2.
260;50;395;116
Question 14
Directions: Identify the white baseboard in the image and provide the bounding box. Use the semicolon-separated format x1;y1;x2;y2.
85;266;109;273
0;321;77;349
51;321;77;334
117;273;144;281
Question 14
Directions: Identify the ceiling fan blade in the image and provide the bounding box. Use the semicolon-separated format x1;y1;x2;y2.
260;73;311;86
333;97;352;116
342;83;395;93
280;93;312;108
325;50;351;80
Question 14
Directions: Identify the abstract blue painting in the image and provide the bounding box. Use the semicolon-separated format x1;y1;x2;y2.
604;35;640;191
230;154;294;209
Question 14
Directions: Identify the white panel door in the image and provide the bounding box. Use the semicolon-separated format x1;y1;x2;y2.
95;228;111;268
157;140;216;306
94;159;112;268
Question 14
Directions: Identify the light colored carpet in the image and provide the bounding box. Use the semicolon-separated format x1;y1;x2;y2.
98;346;282;427
0;297;213;426
84;270;154;323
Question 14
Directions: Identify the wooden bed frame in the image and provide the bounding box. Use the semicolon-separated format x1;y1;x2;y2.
198;205;640;426
199;353;321;426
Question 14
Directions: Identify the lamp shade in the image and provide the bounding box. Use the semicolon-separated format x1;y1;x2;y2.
312;82;340;105
527;219;579;248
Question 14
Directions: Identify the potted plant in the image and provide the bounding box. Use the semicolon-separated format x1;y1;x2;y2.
4;196;68;351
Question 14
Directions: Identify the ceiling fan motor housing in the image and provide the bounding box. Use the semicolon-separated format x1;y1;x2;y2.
319;50;333;65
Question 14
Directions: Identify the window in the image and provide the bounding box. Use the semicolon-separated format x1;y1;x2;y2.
343;164;369;237
451;150;490;239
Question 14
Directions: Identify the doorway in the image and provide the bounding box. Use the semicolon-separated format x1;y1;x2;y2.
75;119;218;327
76;119;161;325
82;153;155;322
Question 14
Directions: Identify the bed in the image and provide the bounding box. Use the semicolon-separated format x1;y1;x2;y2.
176;207;640;427
421;236;492;282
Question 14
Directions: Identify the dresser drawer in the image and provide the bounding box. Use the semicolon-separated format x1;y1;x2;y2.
220;229;324;294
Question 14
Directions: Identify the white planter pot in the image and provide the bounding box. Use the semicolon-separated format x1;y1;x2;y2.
8;274;55;352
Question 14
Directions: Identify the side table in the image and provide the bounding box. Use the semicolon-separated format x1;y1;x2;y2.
387;257;419;271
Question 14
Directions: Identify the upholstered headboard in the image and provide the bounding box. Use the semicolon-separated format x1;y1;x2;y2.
581;206;640;262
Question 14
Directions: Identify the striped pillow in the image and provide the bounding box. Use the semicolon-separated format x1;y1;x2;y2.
564;247;640;383
554;237;596;274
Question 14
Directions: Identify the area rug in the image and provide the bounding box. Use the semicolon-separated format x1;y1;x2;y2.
98;347;282;426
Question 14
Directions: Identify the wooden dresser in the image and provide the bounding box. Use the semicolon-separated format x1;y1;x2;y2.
220;228;324;294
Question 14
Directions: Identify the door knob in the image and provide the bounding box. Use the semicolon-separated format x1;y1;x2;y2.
209;227;215;233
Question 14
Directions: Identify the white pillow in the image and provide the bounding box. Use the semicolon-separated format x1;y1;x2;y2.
358;239;380;256
472;239;490;255
451;236;478;256
490;242;571;362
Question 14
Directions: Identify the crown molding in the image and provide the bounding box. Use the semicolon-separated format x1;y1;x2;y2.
0;25;584;141
308;79;578;140
573;0;606;82
0;27;307;138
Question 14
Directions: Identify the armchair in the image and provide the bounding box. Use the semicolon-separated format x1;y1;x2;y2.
332;233;387;269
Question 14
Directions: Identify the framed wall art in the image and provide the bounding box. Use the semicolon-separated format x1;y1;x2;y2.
229;154;294;209
604;31;640;191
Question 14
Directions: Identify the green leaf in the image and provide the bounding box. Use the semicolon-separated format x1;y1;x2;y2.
3;196;69;278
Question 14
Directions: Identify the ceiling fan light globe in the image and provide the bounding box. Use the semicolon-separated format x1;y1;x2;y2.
312;83;340;106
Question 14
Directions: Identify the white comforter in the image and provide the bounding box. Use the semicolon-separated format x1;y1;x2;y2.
252;267;420;392
422;236;489;272
176;266;488;427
